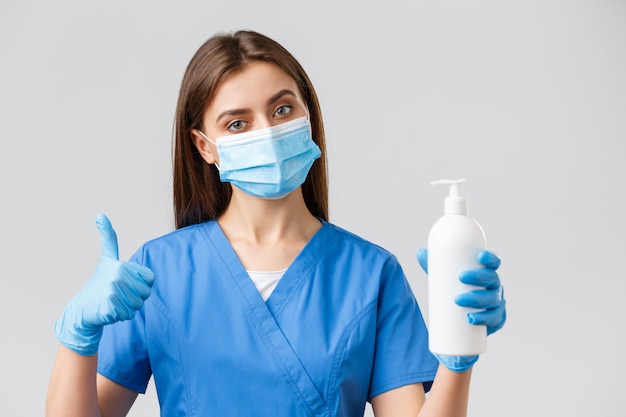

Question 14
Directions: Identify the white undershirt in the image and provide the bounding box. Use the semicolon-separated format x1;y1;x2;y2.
247;269;287;301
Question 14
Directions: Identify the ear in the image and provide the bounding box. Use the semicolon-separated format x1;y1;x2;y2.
190;129;218;165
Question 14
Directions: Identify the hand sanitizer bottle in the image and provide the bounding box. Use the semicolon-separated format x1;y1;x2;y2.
427;179;487;355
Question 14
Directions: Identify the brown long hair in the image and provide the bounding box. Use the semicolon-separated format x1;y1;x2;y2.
172;30;329;229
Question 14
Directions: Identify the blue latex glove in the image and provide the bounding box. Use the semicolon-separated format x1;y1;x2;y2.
54;214;155;356
416;248;506;372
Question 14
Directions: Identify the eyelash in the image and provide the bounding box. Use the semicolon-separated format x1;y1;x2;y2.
275;105;292;116
225;105;294;132
227;120;246;131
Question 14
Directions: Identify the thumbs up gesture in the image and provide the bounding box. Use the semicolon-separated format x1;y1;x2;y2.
54;214;155;356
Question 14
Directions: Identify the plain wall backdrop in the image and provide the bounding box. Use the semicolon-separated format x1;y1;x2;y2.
1;0;624;416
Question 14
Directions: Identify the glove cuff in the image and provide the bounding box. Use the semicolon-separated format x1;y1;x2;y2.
54;307;103;356
435;354;479;373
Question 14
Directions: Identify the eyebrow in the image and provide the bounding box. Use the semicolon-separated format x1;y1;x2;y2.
267;89;297;106
215;108;250;124
215;89;298;124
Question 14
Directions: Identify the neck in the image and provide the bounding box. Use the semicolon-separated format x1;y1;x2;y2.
218;187;320;244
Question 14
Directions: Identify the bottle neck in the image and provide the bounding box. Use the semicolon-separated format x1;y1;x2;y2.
444;197;468;214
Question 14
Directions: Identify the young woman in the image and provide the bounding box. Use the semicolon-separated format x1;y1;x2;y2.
47;30;506;417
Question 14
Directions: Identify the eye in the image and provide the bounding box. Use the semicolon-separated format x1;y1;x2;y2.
274;105;292;117
227;120;247;132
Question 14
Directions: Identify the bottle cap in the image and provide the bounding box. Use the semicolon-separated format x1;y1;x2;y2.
431;179;468;214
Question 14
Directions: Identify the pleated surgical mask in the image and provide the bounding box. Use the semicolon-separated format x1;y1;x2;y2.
199;116;321;199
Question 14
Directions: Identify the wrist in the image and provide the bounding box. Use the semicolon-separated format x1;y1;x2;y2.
54;306;103;357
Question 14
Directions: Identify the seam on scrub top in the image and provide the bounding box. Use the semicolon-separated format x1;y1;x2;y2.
144;283;194;415
368;370;438;400
244;284;329;417
97;361;149;395
367;254;438;400
326;299;378;409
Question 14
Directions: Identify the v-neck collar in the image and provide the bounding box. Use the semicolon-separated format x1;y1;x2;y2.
201;219;333;316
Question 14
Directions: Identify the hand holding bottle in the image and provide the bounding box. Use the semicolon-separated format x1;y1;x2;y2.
54;214;155;356
416;248;507;372
455;250;506;334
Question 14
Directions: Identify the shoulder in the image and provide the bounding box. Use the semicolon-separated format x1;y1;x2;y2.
130;221;215;262
323;221;399;265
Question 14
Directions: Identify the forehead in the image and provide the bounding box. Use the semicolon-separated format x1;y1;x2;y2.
207;61;302;113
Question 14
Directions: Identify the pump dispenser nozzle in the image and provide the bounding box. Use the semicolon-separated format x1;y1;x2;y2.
431;179;468;214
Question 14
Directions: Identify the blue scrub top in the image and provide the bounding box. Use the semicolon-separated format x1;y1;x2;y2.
98;220;438;417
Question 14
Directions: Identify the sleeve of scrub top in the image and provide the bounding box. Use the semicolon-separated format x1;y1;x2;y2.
97;249;152;394
368;255;438;399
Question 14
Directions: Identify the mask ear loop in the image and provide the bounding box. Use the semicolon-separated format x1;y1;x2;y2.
198;131;220;171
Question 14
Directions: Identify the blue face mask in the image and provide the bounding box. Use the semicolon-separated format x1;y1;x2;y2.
199;116;321;199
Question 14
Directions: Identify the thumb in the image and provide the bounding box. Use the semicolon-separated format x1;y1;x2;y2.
95;213;119;260
416;248;428;274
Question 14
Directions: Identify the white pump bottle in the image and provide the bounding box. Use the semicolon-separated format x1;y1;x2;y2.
427;179;487;356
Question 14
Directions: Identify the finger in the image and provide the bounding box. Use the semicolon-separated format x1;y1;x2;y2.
100;266;152;323
477;250;501;270
459;267;500;289
96;213;119;260
467;300;507;334
97;295;136;323
107;291;139;321
118;264;154;300
112;279;146;311
122;262;156;288
416;248;428;274
455;288;501;309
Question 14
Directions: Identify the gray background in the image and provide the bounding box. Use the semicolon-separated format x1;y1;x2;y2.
1;0;624;416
